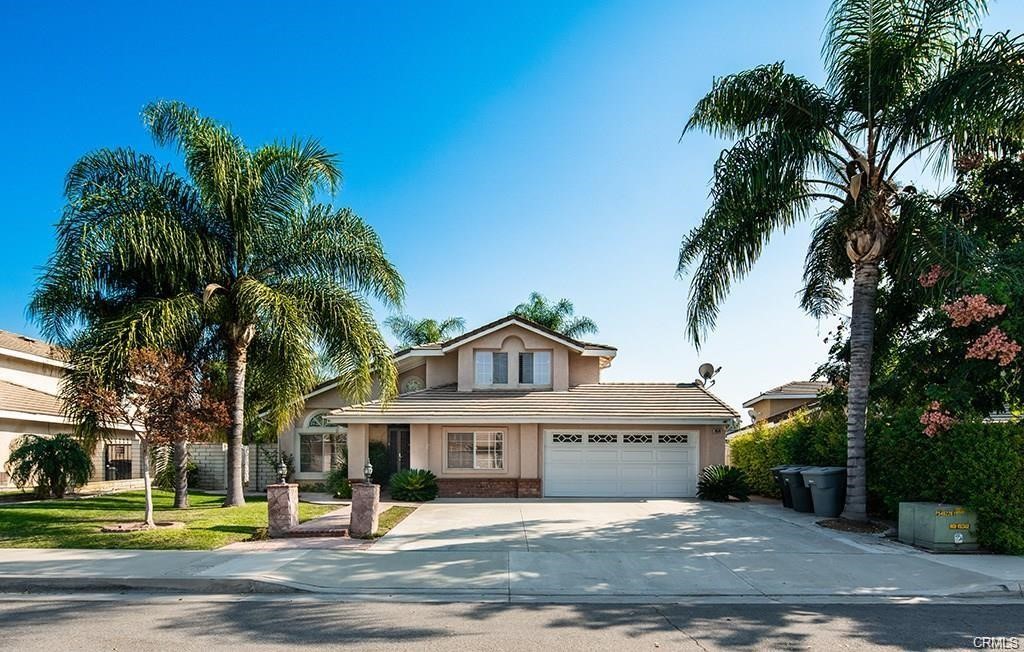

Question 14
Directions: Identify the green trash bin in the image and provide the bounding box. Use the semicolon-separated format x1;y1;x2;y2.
801;467;847;518
779;467;814;513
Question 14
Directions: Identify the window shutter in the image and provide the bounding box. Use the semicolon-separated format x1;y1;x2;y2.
519;352;533;384
493;352;508;384
534;351;551;385
474;351;492;385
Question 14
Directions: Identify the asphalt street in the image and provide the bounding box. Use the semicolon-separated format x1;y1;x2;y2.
1;593;1022;651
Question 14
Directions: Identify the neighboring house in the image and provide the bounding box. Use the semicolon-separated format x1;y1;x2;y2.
741;380;830;425
279;315;738;498
0;330;143;491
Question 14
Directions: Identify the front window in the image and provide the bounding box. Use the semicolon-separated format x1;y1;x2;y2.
447;431;504;469
297;412;347;474
474;351;508;385
519;351;551;385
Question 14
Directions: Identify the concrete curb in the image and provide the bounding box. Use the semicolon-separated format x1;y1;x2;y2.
0;576;302;595
2;574;1021;602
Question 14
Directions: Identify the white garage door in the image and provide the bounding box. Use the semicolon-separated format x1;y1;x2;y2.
543;430;699;498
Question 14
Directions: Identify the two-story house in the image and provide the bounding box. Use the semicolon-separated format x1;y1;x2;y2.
0;330;142;490
279;315;738;498
742;380;831;425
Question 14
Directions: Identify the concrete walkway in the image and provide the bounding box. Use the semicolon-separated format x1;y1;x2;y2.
1;500;1022;602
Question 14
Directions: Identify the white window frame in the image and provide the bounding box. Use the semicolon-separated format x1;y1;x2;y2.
519;350;552;386
474;351;508;386
295;411;347;476
445;430;505;471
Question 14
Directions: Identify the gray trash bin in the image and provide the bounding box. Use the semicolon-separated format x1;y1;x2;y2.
770;465;797;508
779;467;814;513
801;467;847;518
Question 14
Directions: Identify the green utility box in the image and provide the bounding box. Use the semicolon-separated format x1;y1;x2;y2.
898;502;979;551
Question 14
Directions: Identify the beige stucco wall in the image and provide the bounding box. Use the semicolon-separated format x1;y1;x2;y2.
382;420;729;485
748;397;814;422
454;325;572;391
426;354;458;388
398;364;426;392
568;354;600;386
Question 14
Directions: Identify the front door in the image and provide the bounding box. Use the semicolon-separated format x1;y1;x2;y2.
388;425;411;473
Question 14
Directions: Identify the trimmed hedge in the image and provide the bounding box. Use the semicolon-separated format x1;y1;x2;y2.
727;410;845;497
729;407;1024;554
868;408;1024;555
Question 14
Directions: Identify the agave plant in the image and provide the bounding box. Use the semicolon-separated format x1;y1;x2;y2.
388;468;439;502
697;465;751;502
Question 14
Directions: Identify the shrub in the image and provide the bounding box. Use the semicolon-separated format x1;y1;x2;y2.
5;434;93;498
368;441;390;484
326;467;352;499
389;469;439;502
697;465;750;502
728;410;845;497
868;408;1024;554
152;449;198;490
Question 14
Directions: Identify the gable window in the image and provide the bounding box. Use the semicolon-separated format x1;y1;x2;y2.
519;351;551;385
446;431;504;469
474;351;508;385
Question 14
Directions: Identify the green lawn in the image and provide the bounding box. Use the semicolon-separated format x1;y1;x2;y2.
375;505;416;538
0;489;334;550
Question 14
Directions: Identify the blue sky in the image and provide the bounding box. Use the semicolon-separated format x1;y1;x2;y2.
2;1;1021;416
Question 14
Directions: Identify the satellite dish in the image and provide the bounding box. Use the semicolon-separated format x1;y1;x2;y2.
696;363;722;388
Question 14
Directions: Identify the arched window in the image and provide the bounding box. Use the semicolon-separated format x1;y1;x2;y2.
297;412;347;474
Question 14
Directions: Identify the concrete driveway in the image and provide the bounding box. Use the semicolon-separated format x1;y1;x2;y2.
268;498;1024;599
373;499;858;554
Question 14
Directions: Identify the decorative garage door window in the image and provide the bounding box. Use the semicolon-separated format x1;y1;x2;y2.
623;433;654;444
551;433;584;443
447;431;504;469
658;434;689;444
588;433;617;444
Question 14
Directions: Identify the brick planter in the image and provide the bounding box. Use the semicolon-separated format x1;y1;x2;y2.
437;478;542;498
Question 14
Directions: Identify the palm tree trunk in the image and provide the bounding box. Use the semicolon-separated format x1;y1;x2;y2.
141;439;155;527
223;332;250;507
173;439;189;509
842;260;880;522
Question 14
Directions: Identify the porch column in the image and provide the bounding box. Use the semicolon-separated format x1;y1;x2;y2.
519;423;539;478
409;423;429;469
347;423;368;481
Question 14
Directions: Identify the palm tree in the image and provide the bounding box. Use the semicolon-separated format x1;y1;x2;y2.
385;315;466;347
31;101;403;507
677;0;1024;520
511;292;598;338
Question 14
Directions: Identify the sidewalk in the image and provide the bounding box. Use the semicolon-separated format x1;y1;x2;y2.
1;538;1022;602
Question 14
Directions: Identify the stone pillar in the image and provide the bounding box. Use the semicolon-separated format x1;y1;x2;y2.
267;483;299;537
350;482;380;538
347;423;368;481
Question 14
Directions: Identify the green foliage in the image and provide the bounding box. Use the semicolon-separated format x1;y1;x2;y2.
728;411;846;497
4;434;93;499
385;315;466;347
326;467;351;499
867;408;1024;554
368;441;390;484
511;292;598;338
697;465;751;502
388;469;439;502
153;458;198;491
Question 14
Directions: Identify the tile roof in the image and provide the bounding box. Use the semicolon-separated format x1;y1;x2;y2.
329;382;739;424
742;380;830;407
0;380;64;418
0;330;64;361
392;315;617;359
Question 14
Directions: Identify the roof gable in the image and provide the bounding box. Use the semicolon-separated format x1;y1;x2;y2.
393;315;616;362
